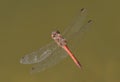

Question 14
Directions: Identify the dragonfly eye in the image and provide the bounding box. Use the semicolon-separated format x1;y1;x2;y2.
56;30;60;34
51;35;55;38
51;32;56;37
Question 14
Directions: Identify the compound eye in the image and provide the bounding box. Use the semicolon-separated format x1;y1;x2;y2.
51;34;55;38
51;32;56;37
51;31;55;35
56;30;60;34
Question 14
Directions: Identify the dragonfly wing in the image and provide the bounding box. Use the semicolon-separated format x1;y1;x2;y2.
20;42;59;64
30;47;68;73
62;8;91;41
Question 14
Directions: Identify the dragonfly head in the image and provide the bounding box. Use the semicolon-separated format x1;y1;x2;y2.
51;30;60;38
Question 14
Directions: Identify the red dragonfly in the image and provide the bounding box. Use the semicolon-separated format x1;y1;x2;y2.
20;8;92;73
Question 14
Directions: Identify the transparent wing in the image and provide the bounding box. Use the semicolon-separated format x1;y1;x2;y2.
20;41;68;73
62;8;90;41
30;47;68;73
20;42;59;64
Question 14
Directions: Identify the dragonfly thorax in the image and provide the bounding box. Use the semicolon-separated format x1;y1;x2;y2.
51;31;67;47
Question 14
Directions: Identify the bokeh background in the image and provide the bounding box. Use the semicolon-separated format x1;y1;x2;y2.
0;0;120;82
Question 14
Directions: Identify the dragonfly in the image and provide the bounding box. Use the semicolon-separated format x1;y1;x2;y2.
20;8;92;73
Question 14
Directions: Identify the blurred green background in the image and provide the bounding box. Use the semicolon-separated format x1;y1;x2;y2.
0;0;120;82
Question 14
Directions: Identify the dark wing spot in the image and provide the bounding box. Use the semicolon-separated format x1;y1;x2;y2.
88;20;92;23
21;56;25;59
31;67;35;70
80;8;85;12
